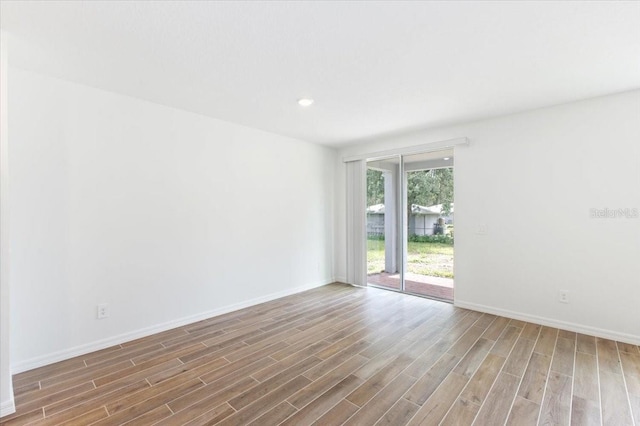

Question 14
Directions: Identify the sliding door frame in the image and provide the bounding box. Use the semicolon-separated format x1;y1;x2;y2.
365;154;404;293
353;137;469;299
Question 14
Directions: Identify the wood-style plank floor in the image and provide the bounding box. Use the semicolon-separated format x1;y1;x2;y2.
2;283;639;425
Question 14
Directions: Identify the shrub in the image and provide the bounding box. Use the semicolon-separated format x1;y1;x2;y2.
367;233;385;241
408;234;454;244
369;234;454;244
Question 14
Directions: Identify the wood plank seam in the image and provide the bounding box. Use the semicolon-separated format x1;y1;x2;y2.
534;328;559;425
277;297;458;423
503;322;543;425
397;315;500;425
393;313;501;424
617;341;639;426
595;336;604;426
467;322;526;425
569;333;577;426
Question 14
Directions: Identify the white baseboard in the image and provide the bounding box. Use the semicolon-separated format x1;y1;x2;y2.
455;299;640;346
0;396;15;418
12;279;334;374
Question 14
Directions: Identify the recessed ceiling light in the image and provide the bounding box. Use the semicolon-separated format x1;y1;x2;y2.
297;98;314;107
443;157;451;160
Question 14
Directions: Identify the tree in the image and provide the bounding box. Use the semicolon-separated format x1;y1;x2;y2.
367;169;385;206
406;168;453;215
367;167;454;215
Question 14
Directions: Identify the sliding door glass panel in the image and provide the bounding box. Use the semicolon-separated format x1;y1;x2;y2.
403;150;455;301
366;157;402;290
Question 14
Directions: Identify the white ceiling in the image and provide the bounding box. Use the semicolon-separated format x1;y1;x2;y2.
1;1;639;146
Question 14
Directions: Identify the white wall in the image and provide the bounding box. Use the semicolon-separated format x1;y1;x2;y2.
9;68;336;371
337;90;640;343
1;30;16;417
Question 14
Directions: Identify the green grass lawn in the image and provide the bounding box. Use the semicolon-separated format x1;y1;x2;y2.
367;238;454;278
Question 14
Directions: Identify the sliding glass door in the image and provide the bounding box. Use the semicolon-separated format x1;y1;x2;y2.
366;156;402;291
366;150;454;302
402;151;454;301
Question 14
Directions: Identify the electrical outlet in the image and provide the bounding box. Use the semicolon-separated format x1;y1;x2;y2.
558;290;569;304
97;303;109;319
476;223;488;235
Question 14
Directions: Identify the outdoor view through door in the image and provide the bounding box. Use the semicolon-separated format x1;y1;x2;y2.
366;150;454;302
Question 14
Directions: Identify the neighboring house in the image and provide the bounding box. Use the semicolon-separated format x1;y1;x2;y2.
367;203;453;237
366;204;386;236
